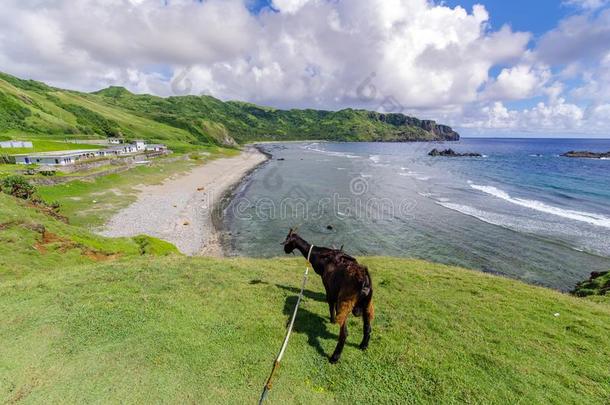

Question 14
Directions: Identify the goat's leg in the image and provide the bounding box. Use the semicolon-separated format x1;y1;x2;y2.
329;297;355;363
329;321;347;364
328;301;336;323
359;309;372;350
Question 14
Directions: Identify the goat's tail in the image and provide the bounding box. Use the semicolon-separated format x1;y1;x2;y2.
353;266;374;319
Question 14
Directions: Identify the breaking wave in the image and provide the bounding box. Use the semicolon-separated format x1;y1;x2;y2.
470;184;610;228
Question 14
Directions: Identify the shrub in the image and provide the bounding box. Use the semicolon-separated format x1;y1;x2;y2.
1;175;36;199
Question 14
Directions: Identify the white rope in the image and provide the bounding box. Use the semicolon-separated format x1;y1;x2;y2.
259;244;314;404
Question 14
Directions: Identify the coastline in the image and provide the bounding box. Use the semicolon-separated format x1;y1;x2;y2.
98;146;269;256
212;144;273;255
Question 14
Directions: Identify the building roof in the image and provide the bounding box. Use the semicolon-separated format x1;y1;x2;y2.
105;145;134;151
13;149;99;158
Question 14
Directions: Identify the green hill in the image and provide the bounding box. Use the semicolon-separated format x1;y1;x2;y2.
0;71;459;148
1;191;609;403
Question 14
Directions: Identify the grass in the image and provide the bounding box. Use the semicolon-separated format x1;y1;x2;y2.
1;254;609;403
0;193;177;278
1;191;610;403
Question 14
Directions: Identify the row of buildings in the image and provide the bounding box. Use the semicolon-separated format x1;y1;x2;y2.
11;140;168;166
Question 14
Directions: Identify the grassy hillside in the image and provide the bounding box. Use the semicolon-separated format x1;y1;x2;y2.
1;191;609;403
0;72;459;147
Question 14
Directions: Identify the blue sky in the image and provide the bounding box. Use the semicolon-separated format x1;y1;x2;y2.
1;0;609;136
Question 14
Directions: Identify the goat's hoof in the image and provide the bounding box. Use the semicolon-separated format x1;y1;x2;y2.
329;354;340;364
359;343;369;351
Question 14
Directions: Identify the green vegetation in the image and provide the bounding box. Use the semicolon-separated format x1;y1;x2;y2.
0;193;177;278
57;103;121;137
1;175;35;199
0;188;609;403
0;71;458;148
573;271;610;300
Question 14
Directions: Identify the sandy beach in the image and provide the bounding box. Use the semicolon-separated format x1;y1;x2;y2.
99;146;268;256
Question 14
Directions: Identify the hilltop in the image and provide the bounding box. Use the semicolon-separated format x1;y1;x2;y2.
0;71;458;147
1;189;609;403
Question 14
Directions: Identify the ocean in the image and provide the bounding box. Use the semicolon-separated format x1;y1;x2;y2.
222;138;610;291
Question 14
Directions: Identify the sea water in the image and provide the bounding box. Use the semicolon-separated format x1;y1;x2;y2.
223;138;610;290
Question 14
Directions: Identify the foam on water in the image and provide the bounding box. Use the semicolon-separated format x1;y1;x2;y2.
470;184;610;228
304;143;360;158
436;201;517;230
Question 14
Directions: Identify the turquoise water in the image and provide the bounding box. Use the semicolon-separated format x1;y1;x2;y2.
223;139;610;290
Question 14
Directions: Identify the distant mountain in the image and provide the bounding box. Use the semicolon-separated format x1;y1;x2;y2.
0;72;458;148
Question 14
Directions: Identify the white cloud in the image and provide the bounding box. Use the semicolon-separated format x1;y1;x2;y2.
563;0;610;10
463;97;586;133
272;0;314;13
570;51;610;102
536;9;610;64
482;65;550;100
0;0;609;134
0;0;530;105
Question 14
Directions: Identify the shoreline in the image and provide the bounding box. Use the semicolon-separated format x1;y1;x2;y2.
98;146;269;256
212;144;273;255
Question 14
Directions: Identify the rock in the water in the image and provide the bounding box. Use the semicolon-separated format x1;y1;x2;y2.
428;148;482;157
326;225;333;230
561;150;610;159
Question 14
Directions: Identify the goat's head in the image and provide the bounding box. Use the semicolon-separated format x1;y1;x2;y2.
281;228;299;254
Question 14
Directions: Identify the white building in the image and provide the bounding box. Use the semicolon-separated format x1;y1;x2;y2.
14;150;100;166
0;140;33;149
100;144;137;156
145;144;168;152
133;140;146;151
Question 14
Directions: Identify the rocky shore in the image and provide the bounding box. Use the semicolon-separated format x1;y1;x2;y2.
428;148;482;157
561;151;610;159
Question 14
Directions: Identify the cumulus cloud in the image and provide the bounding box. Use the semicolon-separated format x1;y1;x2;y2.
536;9;610;64
482;64;550;100
0;0;609;135
563;0;610;10
272;0;314;13
0;0;530;103
462;96;589;134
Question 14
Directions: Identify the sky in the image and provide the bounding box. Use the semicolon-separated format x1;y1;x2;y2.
1;1;610;137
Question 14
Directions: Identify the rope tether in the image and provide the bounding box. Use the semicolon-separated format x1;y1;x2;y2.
258;245;314;404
